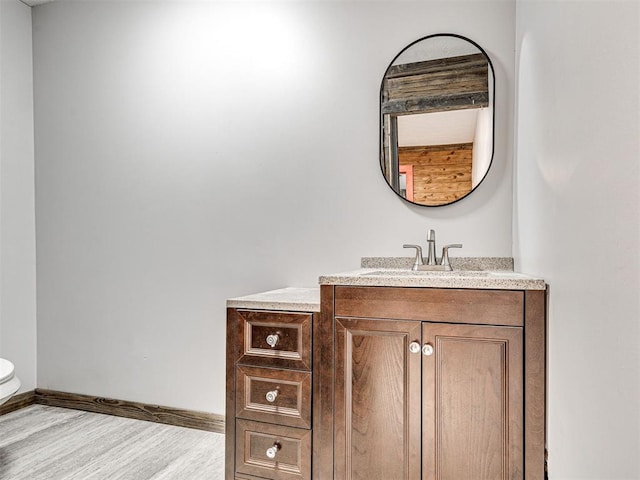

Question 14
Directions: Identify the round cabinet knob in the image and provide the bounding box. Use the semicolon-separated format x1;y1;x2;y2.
266;334;279;348
422;343;434;356
265;390;278;403
409;341;421;354
266;443;281;459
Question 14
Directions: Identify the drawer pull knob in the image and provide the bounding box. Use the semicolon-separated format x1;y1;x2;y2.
266;334;279;348
422;343;434;356
409;341;421;354
265;390;279;403
266;443;281;459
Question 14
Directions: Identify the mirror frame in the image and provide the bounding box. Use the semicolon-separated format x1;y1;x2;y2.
379;33;496;207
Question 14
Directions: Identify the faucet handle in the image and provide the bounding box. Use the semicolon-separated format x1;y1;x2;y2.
440;244;462;268
403;244;424;271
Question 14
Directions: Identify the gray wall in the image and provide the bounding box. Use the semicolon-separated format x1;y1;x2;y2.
33;1;516;413
515;1;640;478
0;0;37;393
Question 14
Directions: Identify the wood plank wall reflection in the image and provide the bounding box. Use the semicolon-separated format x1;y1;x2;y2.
399;143;472;205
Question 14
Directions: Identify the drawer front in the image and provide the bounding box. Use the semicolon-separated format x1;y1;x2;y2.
334;286;525;326
236;365;312;429
237;310;312;370
236;419;311;480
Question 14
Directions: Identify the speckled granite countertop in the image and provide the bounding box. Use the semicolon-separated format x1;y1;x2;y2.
227;259;545;311
226;287;321;312
360;256;515;271
312;256;545;290
318;268;546;290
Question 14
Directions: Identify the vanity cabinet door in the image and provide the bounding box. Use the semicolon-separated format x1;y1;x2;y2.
334;317;422;480
422;323;524;480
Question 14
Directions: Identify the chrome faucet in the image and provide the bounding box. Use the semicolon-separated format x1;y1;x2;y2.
403;229;462;271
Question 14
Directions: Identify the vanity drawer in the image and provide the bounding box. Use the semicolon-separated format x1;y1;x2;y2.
237;310;312;370
334;286;525;326
236;419;311;480
236;365;312;429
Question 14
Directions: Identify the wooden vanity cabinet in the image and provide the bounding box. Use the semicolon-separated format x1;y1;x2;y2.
226;284;546;480
318;285;546;480
226;308;316;480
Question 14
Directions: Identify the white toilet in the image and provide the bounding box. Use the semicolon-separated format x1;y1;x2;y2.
0;358;21;407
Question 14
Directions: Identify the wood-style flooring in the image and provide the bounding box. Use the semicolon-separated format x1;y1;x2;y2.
0;405;224;480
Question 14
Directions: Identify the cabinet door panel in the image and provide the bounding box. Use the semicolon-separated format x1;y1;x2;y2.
334;317;422;480
422;323;523;480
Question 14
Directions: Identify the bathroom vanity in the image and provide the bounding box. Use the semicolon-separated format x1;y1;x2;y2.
226;263;546;480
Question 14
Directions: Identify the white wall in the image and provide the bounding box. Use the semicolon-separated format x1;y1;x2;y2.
0;0;37;393
515;1;639;478
33;1;515;413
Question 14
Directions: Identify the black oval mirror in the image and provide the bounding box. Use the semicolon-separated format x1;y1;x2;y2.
380;34;495;206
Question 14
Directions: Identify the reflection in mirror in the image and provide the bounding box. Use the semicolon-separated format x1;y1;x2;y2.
380;34;494;206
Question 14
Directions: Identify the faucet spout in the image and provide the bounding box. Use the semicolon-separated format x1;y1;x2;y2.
426;229;437;265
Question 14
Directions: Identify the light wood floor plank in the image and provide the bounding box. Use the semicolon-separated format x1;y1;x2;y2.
0;405;224;480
